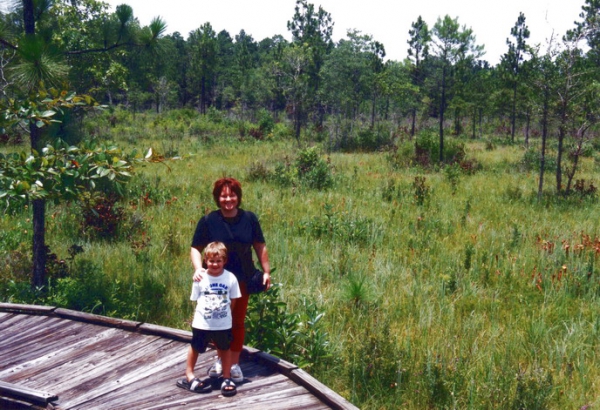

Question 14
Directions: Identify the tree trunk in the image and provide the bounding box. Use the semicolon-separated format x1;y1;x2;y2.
23;0;35;34
565;125;589;193
510;83;517;143
538;88;549;201
370;93;376;129
524;109;530;148
200;76;206;114
471;107;476;139
24;0;48;289
32;199;46;288
294;101;301;144
454;106;461;136
31;122;46;288
410;107;417;139
439;65;446;163
556;121;565;193
556;90;569;193
478;107;483;139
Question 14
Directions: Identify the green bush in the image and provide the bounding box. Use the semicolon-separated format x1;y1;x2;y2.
415;130;468;167
385;141;415;170
257;108;275;133
271;122;293;140
295;146;333;190
520;148;557;173
245;286;332;371
331;123;394;152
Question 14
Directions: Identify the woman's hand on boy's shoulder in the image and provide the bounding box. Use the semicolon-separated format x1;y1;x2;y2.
193;268;206;282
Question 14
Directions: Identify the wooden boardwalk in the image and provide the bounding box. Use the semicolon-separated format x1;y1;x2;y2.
0;303;358;410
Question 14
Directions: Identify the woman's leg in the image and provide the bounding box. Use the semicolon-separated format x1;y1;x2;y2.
230;281;249;364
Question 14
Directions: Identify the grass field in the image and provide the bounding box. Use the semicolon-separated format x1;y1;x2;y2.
2;109;600;409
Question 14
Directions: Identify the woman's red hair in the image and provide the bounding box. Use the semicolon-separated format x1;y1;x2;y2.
212;177;243;207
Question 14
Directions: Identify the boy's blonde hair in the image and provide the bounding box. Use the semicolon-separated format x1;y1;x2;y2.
203;241;228;261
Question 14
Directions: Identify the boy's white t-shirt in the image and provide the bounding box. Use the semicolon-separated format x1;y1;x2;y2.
190;269;241;331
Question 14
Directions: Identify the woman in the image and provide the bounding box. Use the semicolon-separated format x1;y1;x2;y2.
190;177;271;383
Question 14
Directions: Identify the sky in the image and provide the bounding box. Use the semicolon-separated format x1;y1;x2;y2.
103;0;585;65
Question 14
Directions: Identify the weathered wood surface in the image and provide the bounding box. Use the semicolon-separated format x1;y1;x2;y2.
0;303;358;410
0;380;58;404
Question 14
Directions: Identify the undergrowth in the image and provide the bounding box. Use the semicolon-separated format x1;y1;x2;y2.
1;108;600;409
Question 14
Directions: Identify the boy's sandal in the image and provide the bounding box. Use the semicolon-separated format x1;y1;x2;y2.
177;377;212;393
221;378;237;397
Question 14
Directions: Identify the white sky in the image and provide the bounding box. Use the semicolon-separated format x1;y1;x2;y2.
104;0;584;65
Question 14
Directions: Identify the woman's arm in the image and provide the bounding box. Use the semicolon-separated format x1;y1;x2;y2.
191;246;206;281
253;242;271;289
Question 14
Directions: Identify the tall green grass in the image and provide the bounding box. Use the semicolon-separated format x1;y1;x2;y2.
1;109;599;409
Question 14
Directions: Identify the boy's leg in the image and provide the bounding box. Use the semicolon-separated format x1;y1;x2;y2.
212;329;233;379
219;348;232;379
185;346;199;381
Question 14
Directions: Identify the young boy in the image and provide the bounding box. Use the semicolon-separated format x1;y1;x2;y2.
177;241;241;396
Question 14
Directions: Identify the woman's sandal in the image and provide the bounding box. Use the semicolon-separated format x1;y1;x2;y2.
177;377;212;393
221;378;237;397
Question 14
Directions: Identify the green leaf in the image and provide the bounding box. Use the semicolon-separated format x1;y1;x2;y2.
97;167;111;177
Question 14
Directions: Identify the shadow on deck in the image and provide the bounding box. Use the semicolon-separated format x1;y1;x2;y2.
0;303;358;410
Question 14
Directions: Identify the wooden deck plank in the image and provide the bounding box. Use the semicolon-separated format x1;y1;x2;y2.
0;313;35;332
31;335;175;396
71;358;194;408
1;316;73;353
58;338;189;407
120;346;225;404
0;380;58;405
290;368;358;410
0;322;114;374
0;327;125;381
100;375;326;410
0;311;19;326
0;304;359;409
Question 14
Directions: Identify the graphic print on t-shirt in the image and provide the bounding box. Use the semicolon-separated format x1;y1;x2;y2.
202;286;229;321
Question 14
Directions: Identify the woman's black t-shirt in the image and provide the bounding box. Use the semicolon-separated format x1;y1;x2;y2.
191;209;265;282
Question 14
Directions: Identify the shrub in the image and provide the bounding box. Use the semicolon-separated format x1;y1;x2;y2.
245;161;271;182
271;159;296;187
573;179;597;198
245;286;332;371
444;163;462;194
385;141;415;170
257;108;275;133
414;130;470;167
271;122;293;140
520;148;557;173
329;122;393;152
413;176;430;206
79;192;126;240
295;146;334;190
